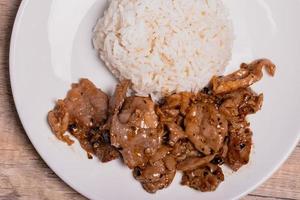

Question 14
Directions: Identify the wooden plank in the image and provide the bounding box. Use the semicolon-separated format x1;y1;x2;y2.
246;146;300;200
0;0;299;199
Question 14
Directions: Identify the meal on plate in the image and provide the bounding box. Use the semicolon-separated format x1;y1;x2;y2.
47;0;276;194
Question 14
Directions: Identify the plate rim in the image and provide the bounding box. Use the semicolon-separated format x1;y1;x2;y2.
8;0;93;199
9;0;300;199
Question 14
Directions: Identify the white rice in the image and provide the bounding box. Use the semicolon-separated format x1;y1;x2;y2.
93;0;234;100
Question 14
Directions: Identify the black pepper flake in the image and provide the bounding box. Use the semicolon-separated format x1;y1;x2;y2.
91;126;100;132
68;124;77;133
202;87;210;94
244;128;250;134
215;98;224;106
240;143;246;149
102;132;111;144
211;156;224;165
87;153;93;159
134;167;142;176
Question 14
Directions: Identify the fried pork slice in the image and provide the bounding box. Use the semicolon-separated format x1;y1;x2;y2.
177;155;215;171
218;88;263;118
133;146;177;193
87;129;120;162
211;59;276;94
110;96;163;168
171;139;201;162
226;119;252;171
48;79;119;161
184;101;228;155
156;92;196;146
181;163;224;192
162;92;195;115
217;88;263;171
109;79;131;115
48;79;109;143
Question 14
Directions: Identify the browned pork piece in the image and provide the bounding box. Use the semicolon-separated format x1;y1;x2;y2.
225;119;252;171
48;79;108;143
211;59;276;94
158;93;228;192
177;154;215;171
109;81;164;168
87;128;120;162
109;79;131;115
156;92;196;146
133;146;176;193
48;79;119;162
217;88;263;171
218;88;264;118
181;163;224;192
184;96;228;155
171;139;201;162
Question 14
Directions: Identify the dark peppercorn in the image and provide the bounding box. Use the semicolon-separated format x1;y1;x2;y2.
102;132;111;144
215;98;224;106
211;156;224;165
203;171;209;176
162;132;170;144
134;167;142;176
240;143;246;149
202;87;210;94
91;126;100;132
87;153;93;159
68;124;77;133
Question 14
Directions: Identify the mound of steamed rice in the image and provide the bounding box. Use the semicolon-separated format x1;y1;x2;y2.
93;0;233;99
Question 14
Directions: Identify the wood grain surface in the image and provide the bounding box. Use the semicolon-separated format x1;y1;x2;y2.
0;1;299;199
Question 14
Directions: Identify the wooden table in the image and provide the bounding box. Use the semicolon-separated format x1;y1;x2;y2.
1;1;299;199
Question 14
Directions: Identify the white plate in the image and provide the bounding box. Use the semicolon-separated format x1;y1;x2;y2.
10;0;300;199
